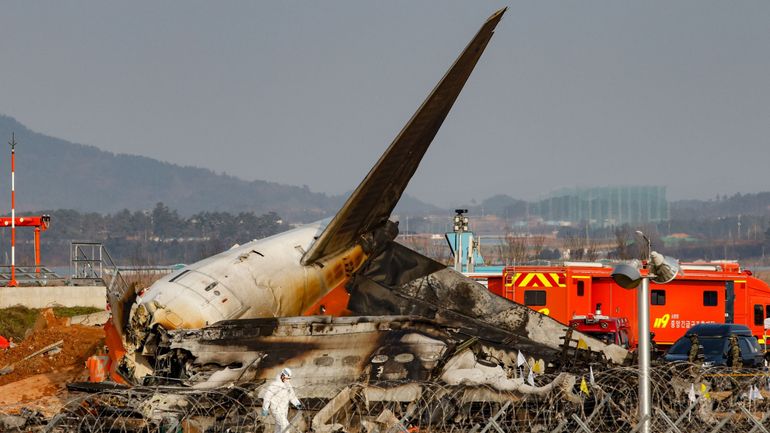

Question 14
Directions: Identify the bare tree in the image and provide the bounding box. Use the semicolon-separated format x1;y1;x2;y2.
614;225;632;259
585;238;599;261
500;233;529;265
563;235;585;260
530;235;546;260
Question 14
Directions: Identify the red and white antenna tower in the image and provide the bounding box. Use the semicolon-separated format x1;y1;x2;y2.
8;133;17;287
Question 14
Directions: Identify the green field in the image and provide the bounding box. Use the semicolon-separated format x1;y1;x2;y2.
0;306;103;341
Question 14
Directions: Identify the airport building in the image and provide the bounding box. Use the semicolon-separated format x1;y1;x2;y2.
530;186;668;226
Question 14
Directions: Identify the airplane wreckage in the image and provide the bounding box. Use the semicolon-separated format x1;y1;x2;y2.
50;7;647;433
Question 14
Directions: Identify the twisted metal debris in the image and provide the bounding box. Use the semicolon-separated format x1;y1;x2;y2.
30;363;770;433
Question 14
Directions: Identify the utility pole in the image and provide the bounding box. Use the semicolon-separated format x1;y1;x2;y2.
8;134;17;287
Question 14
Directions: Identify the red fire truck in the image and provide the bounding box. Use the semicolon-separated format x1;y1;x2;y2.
492;261;770;350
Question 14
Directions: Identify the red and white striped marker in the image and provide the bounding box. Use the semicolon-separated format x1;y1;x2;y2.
8;134;17;287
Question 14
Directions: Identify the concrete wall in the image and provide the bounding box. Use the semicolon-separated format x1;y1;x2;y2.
0;285;106;309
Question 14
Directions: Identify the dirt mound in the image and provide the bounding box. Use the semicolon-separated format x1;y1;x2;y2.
0;309;104;387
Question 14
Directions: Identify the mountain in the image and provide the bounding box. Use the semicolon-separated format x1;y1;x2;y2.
0;115;438;221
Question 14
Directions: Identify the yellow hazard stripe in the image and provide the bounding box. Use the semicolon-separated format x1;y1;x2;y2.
520;273;537;286
549;273;567;287
504;272;520;287
537;273;553;288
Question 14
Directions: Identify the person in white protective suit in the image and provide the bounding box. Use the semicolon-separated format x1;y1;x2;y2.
261;368;302;433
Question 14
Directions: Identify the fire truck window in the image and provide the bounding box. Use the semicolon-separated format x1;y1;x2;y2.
766;305;770;319
754;304;764;326
703;291;718;306
576;281;585;296
524;290;547;306
651;290;666;306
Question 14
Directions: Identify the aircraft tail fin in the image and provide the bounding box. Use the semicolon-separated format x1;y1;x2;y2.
302;8;506;265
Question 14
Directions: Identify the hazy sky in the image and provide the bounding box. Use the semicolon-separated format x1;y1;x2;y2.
1;2;768;207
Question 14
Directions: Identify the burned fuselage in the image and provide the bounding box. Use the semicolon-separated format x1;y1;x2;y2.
145;312;614;396
116;220;395;381
123;261;627;390
151;316;458;391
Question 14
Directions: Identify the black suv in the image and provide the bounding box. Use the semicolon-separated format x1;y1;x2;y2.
664;324;764;367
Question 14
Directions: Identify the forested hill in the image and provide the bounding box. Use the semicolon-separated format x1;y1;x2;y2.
671;193;770;219
0;115;438;221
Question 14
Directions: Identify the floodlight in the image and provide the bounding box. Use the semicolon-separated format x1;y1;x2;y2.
649;251;681;284
635;230;651;262
611;262;642;289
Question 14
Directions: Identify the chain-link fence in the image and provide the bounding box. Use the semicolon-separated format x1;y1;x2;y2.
29;363;770;432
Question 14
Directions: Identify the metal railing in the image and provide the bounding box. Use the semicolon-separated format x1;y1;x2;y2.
0;265;61;285
70;242;108;282
70;242;131;310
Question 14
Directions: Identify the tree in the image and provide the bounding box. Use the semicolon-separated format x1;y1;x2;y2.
585;238;599;261
530;236;546;260
499;234;528;265
151;202;183;238
4;206;286;266
563;235;585;261
614;225;632;260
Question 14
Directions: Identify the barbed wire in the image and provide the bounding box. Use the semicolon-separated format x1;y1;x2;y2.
32;363;770;432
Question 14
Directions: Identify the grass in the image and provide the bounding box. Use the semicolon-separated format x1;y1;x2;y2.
0;307;40;341
52;306;103;318
0;306;103;341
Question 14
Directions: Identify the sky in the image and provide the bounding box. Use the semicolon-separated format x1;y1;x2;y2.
0;1;768;207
